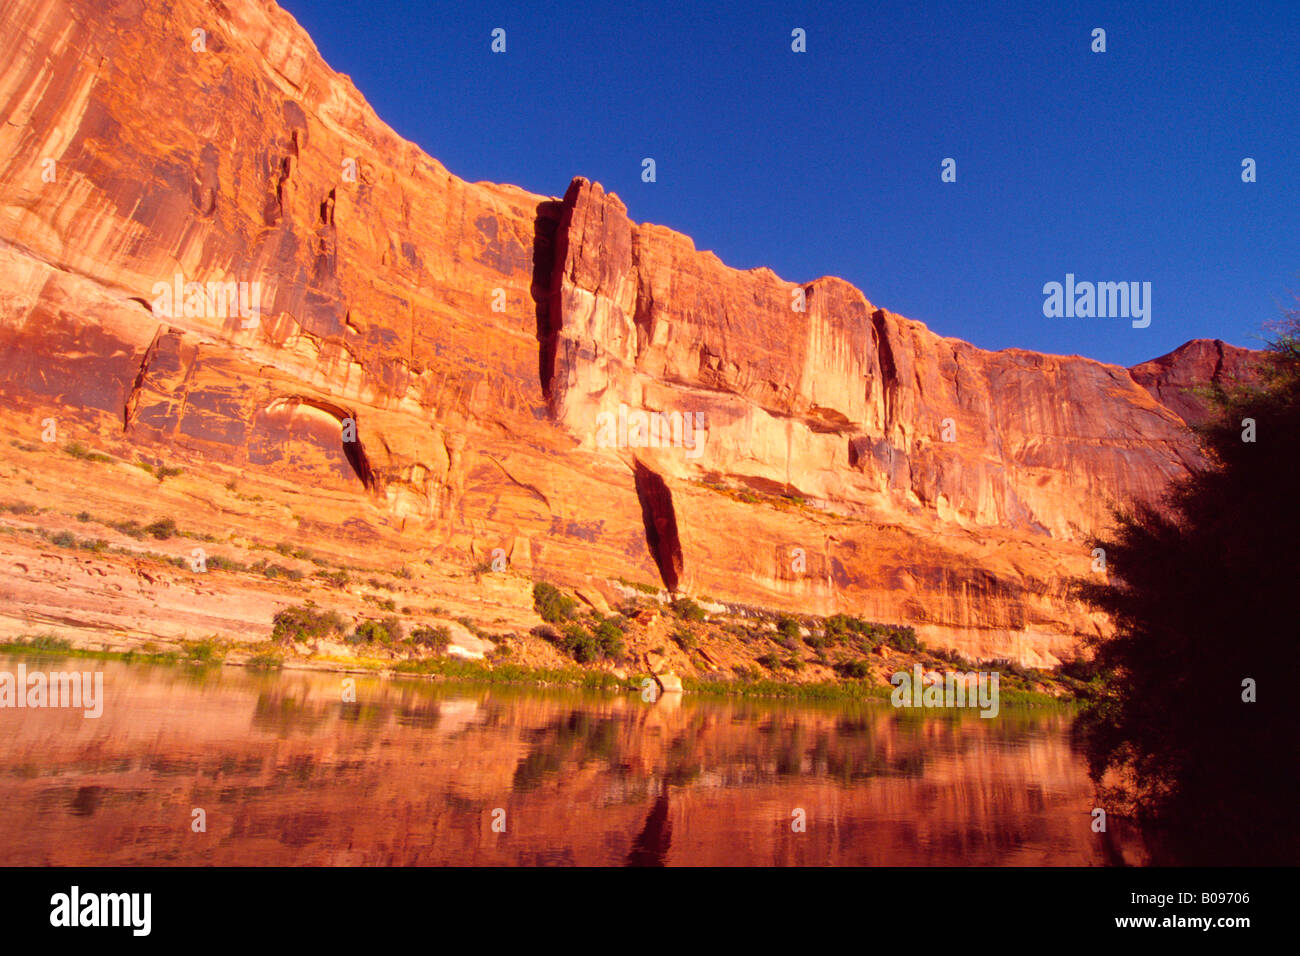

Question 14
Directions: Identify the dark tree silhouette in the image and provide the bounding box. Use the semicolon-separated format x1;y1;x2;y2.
1075;304;1300;865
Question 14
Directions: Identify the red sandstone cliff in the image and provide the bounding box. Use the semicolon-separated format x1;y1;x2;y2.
0;0;1261;665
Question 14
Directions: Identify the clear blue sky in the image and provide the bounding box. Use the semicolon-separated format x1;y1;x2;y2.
279;0;1299;367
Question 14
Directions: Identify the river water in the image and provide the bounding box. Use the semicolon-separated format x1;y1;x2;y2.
0;656;1146;865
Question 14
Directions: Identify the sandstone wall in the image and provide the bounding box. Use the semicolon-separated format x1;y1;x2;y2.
0;0;1260;664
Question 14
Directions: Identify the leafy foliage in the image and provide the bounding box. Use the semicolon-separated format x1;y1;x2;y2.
1075;308;1300;864
539;615;626;664
532;582;578;624
671;597;707;622
834;659;872;679
777;615;801;642
350;616;404;646
410;625;451;652
271;605;348;645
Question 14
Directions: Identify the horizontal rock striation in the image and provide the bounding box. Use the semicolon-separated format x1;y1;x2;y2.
0;0;1261;665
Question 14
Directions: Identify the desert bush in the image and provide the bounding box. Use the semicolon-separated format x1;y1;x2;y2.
271;605;348;645
206;554;250;573
350;616;404;645
533;582;578;624
835;659;872;679
144;518;176;540
258;560;304;581
316;569;350;588
592;617;626;660
885;626;920;653
617;577;659;595
529;624;561;642
538;618;624;664
409;625;451;652
64;442;113;463
671;597;706;622
15;634;74;652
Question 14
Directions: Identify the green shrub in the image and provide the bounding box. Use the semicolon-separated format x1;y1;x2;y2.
182;640;223;663
410;625;451;652
64;442;113;463
258;561;304;581
50;531;76;548
350;616;404;646
144;518;177;540
671;628;697;651
823;614;854;641
569;626;604;663
537;618;623;664
934;646;978;671
273;542;312;560
617;577;659;595
271;605;348;645
16;633;73;651
1058;656;1101;683
533;582;578;624
246;651;283;670
835;659;872;679
530;624;561;642
885;627;920;653
592;617;626;660
671;597;706;622
206;554;250;573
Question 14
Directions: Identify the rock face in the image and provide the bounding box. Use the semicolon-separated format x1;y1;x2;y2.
1129;338;1260;428
0;0;1262;665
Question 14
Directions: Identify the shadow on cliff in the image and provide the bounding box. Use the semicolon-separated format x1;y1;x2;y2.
531;200;564;407
633;460;684;592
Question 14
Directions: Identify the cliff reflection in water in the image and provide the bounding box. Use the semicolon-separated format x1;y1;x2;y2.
0;657;1146;866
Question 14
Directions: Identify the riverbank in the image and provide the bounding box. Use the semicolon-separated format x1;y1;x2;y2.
0;634;1074;708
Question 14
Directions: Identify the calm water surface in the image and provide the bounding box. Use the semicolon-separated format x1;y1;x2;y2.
0;656;1146;865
